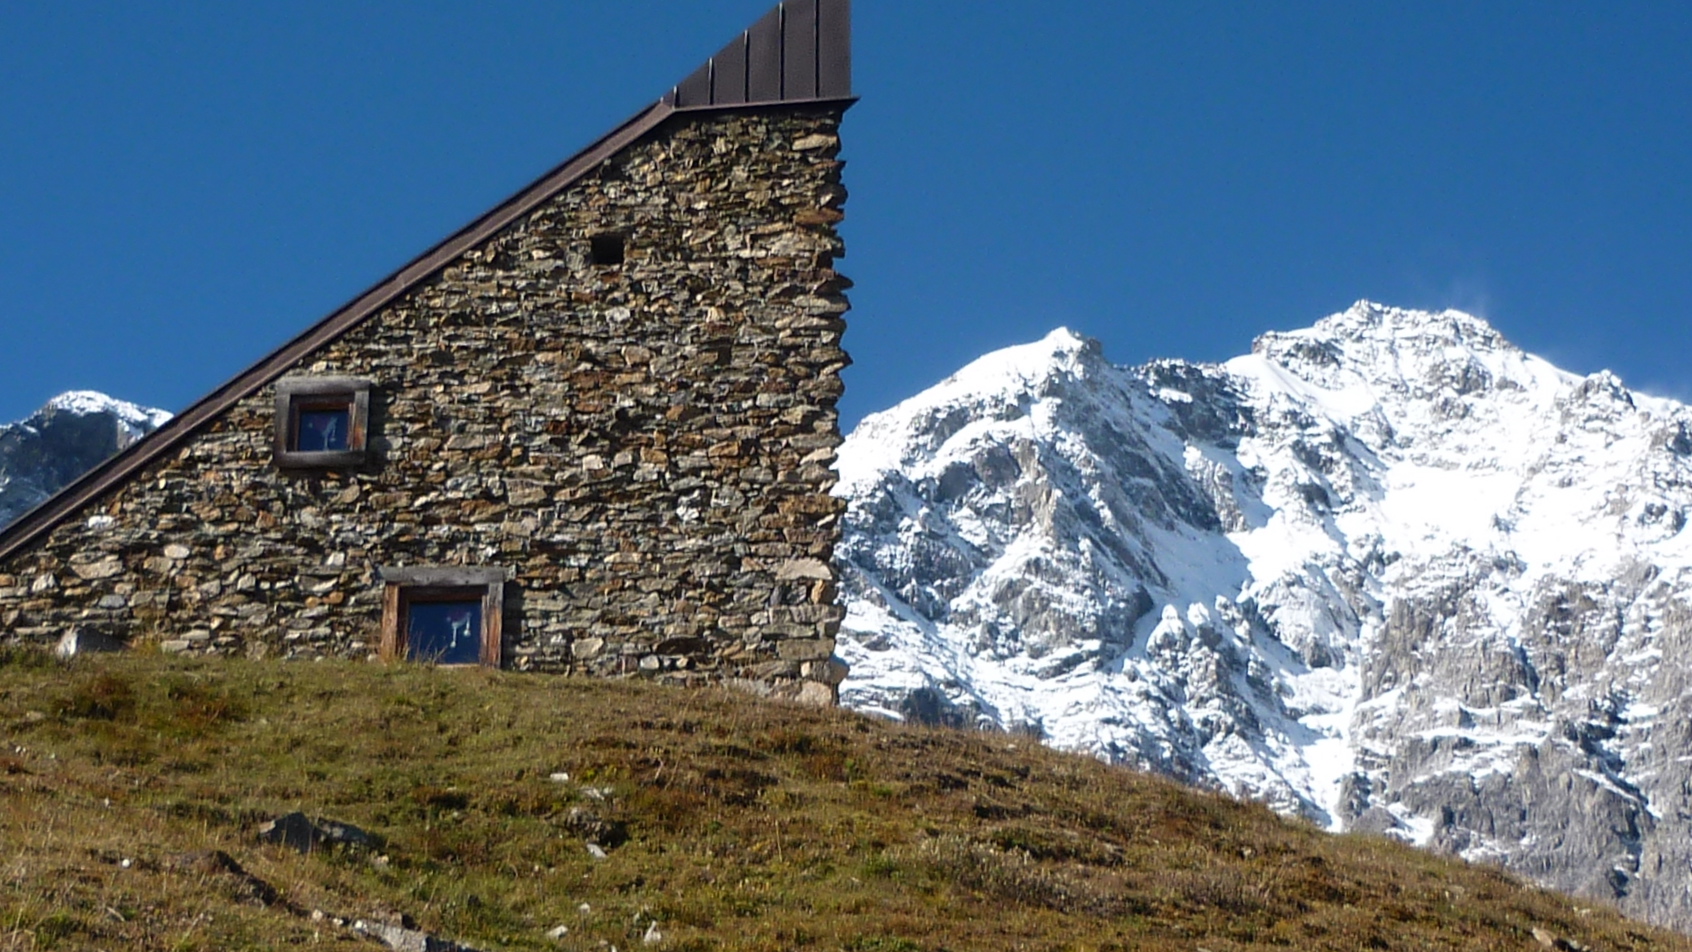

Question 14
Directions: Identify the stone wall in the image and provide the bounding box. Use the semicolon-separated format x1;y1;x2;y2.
0;106;852;703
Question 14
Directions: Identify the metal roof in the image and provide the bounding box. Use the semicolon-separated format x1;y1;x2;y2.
0;0;853;565
667;0;851;110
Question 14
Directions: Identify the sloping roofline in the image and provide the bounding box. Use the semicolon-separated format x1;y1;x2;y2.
0;0;852;564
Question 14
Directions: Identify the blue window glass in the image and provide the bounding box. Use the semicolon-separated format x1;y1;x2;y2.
406;600;483;665
296;406;351;452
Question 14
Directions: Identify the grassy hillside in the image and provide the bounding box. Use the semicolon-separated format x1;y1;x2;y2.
0;650;1680;952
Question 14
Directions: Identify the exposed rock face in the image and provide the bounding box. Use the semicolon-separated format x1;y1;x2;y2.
0;108;850;701
835;302;1692;929
0;392;170;528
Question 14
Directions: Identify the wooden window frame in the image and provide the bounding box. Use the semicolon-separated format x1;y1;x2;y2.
378;566;508;668
274;376;372;469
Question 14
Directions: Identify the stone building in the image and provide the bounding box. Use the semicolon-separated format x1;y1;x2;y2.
0;0;855;704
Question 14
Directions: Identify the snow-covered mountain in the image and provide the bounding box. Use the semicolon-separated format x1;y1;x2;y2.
0;392;171;528
835;301;1692;929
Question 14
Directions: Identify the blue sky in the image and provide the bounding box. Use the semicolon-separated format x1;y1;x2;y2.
2;2;1690;429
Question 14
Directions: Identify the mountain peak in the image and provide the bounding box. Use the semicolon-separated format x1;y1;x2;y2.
1237;302;1567;411
44;390;173;430
1253;302;1512;364
940;326;1102;391
836;301;1692;928
1322;300;1509;349
0;391;172;529
835;328;1111;497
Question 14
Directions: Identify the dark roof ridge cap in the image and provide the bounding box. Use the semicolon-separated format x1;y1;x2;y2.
671;95;858;116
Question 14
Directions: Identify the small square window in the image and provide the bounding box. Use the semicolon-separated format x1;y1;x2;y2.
589;233;625;266
378;566;507;668
275;377;372;469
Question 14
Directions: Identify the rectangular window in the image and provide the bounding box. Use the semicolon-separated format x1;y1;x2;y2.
274;376;372;469
294;404;352;452
378;566;507;668
404;594;484;665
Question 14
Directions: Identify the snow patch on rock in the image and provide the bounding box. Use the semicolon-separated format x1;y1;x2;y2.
0;391;171;528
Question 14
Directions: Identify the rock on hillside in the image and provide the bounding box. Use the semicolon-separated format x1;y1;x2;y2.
0;391;171;528
834;301;1692;930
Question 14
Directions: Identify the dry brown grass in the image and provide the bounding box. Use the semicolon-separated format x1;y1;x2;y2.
0;650;1682;951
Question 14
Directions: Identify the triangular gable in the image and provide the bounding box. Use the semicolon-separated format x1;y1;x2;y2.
0;0;852;564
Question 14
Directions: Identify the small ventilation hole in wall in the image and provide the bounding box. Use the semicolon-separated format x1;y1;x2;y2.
590;233;625;266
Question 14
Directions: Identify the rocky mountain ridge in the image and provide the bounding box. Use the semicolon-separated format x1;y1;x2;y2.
834;302;1692;929
0;391;171;529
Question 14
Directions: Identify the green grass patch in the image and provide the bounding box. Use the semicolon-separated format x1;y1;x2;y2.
0;652;1681;951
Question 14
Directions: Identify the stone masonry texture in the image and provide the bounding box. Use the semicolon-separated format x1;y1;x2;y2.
0;107;852;703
